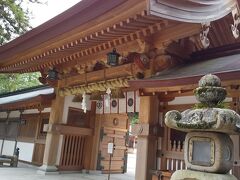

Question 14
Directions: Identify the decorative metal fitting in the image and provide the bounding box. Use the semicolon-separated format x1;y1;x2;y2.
200;22;210;49
231;6;240;39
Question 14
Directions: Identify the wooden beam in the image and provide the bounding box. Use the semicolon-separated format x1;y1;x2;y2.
136;79;240;96
130;72;240;91
58;63;134;88
160;102;234;112
165;41;191;60
51;124;93;136
156;150;183;160
152;23;201;47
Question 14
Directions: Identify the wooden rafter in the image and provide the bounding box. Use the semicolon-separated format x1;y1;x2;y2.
0;0;203;74
2;15;168;73
0;0;149;72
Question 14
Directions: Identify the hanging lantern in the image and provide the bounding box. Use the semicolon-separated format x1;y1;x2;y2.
48;68;58;80
107;48;120;66
111;88;125;99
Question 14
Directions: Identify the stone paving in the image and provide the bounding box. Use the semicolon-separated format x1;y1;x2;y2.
0;154;136;180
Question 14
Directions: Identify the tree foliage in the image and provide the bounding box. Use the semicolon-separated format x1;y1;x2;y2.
0;72;41;93
0;0;43;94
128;112;139;125
0;0;42;44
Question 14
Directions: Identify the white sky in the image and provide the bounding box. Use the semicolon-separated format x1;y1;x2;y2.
27;0;81;28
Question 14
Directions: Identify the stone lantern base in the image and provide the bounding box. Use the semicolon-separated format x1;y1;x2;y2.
171;170;237;180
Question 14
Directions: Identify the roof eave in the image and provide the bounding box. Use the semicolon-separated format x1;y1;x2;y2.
129;71;240;89
0;0;128;63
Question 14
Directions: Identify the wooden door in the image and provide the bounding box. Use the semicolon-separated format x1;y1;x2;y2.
59;107;90;171
97;114;128;173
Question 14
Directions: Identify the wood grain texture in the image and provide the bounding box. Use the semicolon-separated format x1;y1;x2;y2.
135;96;159;180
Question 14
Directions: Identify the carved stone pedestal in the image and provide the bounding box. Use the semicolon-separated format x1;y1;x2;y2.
171;170;237;180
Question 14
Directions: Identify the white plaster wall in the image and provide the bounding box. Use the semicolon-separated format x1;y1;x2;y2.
0;108;51;120
0;111;20;118
0;112;8;119
104;95;110;114
118;95;126;113
16;142;34;162
136;92;140;112
2;140;16;156
168;96;198;105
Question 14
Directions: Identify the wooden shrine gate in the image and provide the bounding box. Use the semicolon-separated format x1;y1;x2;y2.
97;114;129;173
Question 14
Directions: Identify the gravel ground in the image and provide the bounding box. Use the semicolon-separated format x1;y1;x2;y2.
0;153;136;180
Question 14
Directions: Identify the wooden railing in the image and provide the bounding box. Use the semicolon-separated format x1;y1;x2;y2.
59;135;86;171
165;140;185;171
152;140;185;180
155;138;240;180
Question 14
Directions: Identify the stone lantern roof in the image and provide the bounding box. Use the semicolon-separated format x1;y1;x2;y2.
165;74;240;134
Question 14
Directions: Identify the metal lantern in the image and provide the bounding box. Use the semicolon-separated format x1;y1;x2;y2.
107;48;120;66
48;68;58;80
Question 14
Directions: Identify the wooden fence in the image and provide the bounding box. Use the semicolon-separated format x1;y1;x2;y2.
59;134;86;171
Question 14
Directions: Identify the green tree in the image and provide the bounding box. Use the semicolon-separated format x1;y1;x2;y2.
0;0;42;44
128;112;139;125
0;0;43;94
0;72;41;93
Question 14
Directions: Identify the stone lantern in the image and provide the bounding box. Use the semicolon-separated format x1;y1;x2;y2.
165;74;240;180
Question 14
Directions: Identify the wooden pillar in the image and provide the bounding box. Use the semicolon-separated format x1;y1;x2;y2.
160;102;168;170
38;94;65;174
89;113;102;170
83;101;99;170
135;96;159;180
